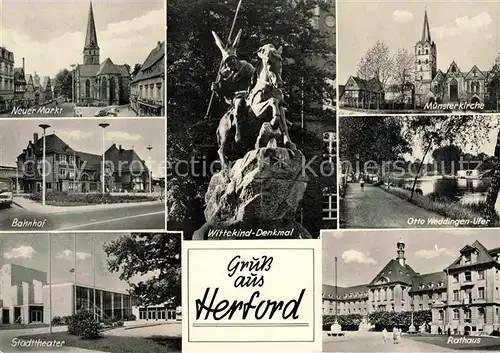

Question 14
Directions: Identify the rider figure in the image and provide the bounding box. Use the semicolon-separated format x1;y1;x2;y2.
211;55;254;142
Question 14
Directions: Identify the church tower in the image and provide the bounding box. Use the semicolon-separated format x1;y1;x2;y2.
83;1;100;65
396;239;406;267
414;9;437;93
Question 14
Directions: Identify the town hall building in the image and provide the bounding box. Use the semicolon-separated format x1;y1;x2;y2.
323;240;500;335
74;2;130;106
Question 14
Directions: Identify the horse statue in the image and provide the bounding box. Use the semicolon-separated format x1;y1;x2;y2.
247;44;297;150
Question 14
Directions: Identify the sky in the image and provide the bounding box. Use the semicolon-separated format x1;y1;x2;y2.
322;228;499;287
338;0;500;84
0;118;166;178
0;0;165;78
0;233;154;291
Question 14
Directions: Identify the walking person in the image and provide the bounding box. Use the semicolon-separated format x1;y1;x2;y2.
397;328;402;344
392;327;398;344
382;328;388;343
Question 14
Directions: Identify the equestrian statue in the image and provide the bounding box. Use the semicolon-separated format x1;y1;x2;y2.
211;30;297;168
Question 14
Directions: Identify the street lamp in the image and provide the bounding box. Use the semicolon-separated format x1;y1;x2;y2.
146;145;152;194
409;277;416;334
331;256;341;334
15;159;19;195
39;124;51;206
70;64;76;104
99;123;110;194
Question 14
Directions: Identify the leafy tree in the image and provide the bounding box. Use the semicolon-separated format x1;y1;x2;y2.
339;116;411;174
486;64;500;110
103;233;181;307
391;48;414;103
368;310;431;331
323;314;363;331
167;0;335;236
54;69;73;99
357;40;393;90
431;145;463;175
131;63;142;77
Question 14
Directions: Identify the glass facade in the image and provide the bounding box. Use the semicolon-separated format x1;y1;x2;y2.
74;285;133;320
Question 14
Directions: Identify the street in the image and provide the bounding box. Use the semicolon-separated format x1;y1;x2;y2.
341;184;442;228
0;203;165;230
323;331;452;352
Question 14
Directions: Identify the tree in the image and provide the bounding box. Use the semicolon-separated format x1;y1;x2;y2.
103;233;181;307
131;63;142;77
484;128;500;223
357;41;393;90
431;145;462;175
123;63;131;75
339;116;411;174
403;115;499;202
54;69;73;99
391;48;414;104
167;0;335;236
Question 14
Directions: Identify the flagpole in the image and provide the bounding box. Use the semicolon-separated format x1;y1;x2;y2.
74;233;77;315
48;234;52;334
93;234;96;320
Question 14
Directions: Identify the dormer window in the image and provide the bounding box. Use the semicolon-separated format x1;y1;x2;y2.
429;283;434;288
425;49;429;54
464;253;471;264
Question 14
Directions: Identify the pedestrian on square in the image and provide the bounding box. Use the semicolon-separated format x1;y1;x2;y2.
392;327;398;344
397;328;402;344
382;328;388;343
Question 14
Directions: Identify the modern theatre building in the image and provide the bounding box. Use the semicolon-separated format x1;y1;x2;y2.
0;263;180;324
323;240;500;335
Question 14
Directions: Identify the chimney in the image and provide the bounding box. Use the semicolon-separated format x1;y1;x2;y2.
22;58;25;72
119;144;122;151
157;41;161;47
34;133;39;143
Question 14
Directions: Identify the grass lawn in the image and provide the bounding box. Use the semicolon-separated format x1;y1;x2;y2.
408;335;500;350
18;332;181;353
379;185;500;227
0;323;48;331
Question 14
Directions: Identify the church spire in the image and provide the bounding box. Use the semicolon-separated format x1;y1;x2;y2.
85;1;98;47
421;8;431;43
83;1;100;65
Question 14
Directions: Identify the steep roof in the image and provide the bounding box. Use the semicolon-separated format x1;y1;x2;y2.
34;134;76;154
97;58;121;75
104;143;148;173
84;1;99;49
13;68;26;84
410;271;447;293
77;64;100;77
323;284;369;300
132;41;165;83
445;240;497;271
345;75;384;93
368;259;417;286
76;151;101;171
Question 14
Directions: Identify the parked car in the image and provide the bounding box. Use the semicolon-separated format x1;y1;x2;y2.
0;179;13;208
94;107;118;117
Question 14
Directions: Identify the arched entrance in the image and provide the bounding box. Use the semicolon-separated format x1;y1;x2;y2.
471;96;480;104
100;77;108;103
449;79;458;102
109;76;117;104
464;326;471;336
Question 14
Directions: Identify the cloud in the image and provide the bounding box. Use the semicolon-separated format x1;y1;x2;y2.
106;131;142;141
4;245;36;259
58;130;95;141
342;249;377;265
392;10;413;24
432;13;492;39
55;250;92;261
2;8;164;77
414;245;454;259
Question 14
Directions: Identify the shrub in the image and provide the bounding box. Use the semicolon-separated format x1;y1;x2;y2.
126;314;136;321
51;316;64;326
67;310;101;339
28;191;155;205
116;320;124;327
62;316;72;325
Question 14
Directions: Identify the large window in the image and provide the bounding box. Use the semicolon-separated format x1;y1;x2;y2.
477;270;485;280
478;287;485;299
464;271;472;282
453;290;459;301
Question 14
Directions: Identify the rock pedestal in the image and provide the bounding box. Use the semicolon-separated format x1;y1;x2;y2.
193;146;310;240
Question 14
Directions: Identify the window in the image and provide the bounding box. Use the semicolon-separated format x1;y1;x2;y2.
69;155;75;165
453;274;459;283
425;59;428;64
418;304;423;311
465;271;472;282
425;49;428;54
418;59;421;64
453;290;459;301
439;310;444;321
59;168;67;178
453;309;459;320
478;287;485;299
451;66;456;73
60;155;67;164
464;254;471;264
477;270;485;280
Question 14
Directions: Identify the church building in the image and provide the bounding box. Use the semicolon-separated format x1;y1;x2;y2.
415;9;496;106
74;2;130;106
